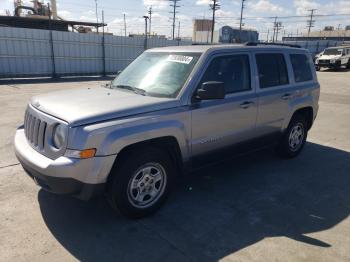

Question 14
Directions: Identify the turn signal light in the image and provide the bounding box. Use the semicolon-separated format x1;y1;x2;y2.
65;148;96;159
79;148;96;159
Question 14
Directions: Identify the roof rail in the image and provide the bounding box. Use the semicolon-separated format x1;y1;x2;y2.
245;42;301;48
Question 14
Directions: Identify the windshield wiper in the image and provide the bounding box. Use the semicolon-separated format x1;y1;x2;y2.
113;85;147;96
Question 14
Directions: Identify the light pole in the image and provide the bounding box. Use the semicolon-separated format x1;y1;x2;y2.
143;15;149;50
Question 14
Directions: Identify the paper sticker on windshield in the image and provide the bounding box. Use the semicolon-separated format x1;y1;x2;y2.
167;55;193;64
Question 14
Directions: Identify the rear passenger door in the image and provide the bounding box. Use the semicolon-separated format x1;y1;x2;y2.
254;52;293;136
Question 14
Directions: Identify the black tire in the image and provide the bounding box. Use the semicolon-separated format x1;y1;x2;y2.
315;66;320;71
107;147;175;218
276;114;308;158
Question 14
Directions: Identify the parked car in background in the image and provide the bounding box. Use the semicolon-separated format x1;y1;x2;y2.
15;44;320;218
315;46;350;71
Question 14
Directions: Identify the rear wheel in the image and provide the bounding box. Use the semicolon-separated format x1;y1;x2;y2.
107;147;175;218
276;114;307;158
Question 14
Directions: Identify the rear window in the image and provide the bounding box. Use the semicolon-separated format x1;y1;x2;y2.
256;53;289;88
290;54;313;83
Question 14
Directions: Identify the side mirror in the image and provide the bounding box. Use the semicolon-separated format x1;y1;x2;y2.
196;81;225;100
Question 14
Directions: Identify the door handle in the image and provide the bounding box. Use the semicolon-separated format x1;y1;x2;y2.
240;101;254;109
281;93;292;100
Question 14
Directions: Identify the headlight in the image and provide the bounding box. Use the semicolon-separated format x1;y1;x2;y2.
52;124;67;149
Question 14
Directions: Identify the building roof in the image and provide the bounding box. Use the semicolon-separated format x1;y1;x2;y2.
307;29;350;38
220;25;258;32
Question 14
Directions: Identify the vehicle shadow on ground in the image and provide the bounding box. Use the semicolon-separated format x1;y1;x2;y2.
320;67;350;72
38;142;350;262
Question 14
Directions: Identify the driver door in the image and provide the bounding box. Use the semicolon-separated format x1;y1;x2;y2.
190;53;258;159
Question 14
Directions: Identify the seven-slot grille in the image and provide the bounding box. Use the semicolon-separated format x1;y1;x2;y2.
318;59;330;65
24;109;47;150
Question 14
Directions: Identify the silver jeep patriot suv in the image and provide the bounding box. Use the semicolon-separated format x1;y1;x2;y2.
15;44;320;218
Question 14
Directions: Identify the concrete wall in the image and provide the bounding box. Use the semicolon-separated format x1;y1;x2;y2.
0;27;191;78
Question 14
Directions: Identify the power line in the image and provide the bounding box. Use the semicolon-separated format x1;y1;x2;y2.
307;9;317;37
209;0;220;43
216;13;350;21
169;0;180;40
238;0;246;43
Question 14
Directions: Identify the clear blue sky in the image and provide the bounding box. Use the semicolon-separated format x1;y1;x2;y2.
1;0;350;39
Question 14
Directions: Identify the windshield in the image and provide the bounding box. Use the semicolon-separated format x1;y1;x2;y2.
111;52;201;98
323;48;343;56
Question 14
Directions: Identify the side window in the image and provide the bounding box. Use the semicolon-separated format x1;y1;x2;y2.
199;54;251;94
255;53;289;88
290;54;313;83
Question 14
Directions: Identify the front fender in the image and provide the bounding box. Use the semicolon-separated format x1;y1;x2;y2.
99;120;189;159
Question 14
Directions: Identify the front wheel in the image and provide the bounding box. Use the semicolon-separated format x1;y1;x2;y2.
107;148;174;218
276;114;307;158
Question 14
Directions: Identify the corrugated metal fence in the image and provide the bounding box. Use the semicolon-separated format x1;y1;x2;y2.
284;40;344;56
0;27;191;78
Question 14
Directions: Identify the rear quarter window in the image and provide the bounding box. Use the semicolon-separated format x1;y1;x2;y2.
290;54;313;83
255;53;289;88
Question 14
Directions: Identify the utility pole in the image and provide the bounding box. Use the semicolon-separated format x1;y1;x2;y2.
209;0;220;43
95;0;99;33
275;21;282;42
47;3;56;78
177;20;181;45
102;10;106;76
272;16;277;42
143;15;149;49
123;13;127;37
307;9;316;37
169;0;180;40
148;6;152;36
238;0;246;43
266;29;269;42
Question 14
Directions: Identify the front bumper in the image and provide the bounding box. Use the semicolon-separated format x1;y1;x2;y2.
316;60;341;68
14;127;116;200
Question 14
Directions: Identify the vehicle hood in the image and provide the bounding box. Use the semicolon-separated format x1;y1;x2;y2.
318;54;341;60
31;86;179;126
